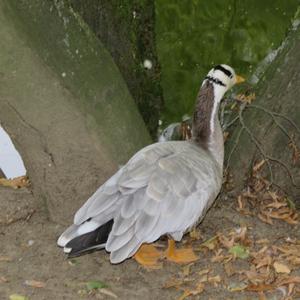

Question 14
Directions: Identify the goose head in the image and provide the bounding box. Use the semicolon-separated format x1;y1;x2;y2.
204;64;245;102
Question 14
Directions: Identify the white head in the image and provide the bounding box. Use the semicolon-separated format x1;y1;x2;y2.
204;64;244;100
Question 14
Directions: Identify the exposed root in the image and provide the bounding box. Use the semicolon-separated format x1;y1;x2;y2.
224;96;300;191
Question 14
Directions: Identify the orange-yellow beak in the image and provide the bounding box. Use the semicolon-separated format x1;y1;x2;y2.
235;75;245;84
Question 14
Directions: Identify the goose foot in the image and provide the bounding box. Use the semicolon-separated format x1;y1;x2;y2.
165;239;198;264
133;244;163;269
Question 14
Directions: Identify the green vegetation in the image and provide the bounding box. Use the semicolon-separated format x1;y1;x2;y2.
156;0;299;124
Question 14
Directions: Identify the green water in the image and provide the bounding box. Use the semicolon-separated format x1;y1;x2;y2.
156;0;299;124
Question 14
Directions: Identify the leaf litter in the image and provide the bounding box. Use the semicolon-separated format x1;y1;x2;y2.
162;161;300;299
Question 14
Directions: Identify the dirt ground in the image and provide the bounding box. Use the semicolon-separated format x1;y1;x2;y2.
0;181;299;300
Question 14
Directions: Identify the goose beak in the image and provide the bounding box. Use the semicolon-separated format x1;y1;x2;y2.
235;75;245;84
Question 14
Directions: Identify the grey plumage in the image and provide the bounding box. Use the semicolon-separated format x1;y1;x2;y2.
57;64;241;264
59;141;222;263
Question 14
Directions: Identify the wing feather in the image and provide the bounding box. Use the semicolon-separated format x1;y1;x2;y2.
71;141;222;264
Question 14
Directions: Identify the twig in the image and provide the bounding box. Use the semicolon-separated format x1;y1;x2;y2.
238;104;300;189
238;104;274;186
225;126;244;172
250;104;300;135
267;156;300;189
247;105;297;141
223;115;239;130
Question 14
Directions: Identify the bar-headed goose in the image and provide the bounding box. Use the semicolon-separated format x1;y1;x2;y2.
57;65;244;267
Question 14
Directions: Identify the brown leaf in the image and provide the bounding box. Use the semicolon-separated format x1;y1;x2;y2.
218;234;235;249
276;276;300;286
258;291;267;300
0;255;12;262
211;249;225;263
235;92;256;104
24;280;46;288
258;213;273;225
182;263;194;277
189;228;202;240
198;269;210;276
243;267;273;285
256;239;270;245
223;131;229;142
288;283;295;297
198;236;218;250
0;176;30;189
266;201;286;209
288;136;300;165
0;276;8;283
163;278;184;289
246;283;274;292
208;275;221;286
253;254;273;269
273;261;291;274
227;282;248;292
99;288;118;299
178;283;205;300
237;195;244;210
253;160;266;173
224;262;235;277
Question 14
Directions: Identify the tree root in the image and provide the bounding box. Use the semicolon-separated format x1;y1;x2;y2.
224;99;300;191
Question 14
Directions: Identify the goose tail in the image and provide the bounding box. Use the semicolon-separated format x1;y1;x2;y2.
57;219;113;257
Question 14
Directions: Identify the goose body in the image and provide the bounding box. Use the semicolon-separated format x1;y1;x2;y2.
58;64;244;264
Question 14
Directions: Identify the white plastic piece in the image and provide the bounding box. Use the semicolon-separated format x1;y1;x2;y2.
0;126;26;179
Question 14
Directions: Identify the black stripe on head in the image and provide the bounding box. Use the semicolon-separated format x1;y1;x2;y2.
214;65;233;78
205;75;226;87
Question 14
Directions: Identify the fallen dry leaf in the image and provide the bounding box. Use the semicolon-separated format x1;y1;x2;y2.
288;135;300;165
163;277;184;289
256;239;270;245
198;269;210;276
253;254;272;270
189;228;202;240
211;249;226;263
253;160;266;173
24;279;46;288
208;275;221;286
273;261;291;274
258;212;273;225
182;263;194;277
223;131;229;142
276;276;300;286
0;276;8;283
99;288;118;299
224;262;236;277
246;283;274;292
0;176;30;189
288;283;295;297
178;283;205;300
227;282;248;292
218;234;235;249
198;236;218;250
276;244;300;266
235;92;256;104
258;291;267;300
0;255;13;262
